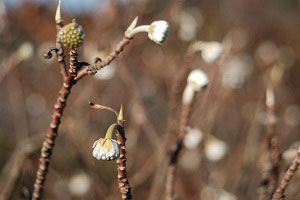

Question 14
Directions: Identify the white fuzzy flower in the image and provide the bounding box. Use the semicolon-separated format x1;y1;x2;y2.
125;17;170;44
187;69;209;91
92;138;120;160
148;21;170;44
16;42;34;61
192;41;223;63
204;137;227;162
182;69;209;105
183;128;203;149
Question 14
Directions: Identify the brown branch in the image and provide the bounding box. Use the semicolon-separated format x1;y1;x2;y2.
75;36;131;81
32;74;76;199
259;88;281;199
165;104;192;200
116;109;132;199
148;48;195;200
272;147;300;200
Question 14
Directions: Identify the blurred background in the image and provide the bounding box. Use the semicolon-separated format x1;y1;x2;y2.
0;0;300;199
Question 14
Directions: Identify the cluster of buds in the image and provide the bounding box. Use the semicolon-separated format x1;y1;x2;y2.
125;17;170;44
92;123;120;161
58;19;86;49
182;69;209;105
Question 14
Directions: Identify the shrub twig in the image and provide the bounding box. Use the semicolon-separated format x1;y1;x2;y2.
272;147;300;200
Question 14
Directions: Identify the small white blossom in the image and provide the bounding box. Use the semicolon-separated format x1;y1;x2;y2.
187;69;209;91
192;41;223;63
148;21;170;44
125;17;170;44
183;128;203;149
204;137;227;162
68;173;91;197
92;138;120;161
182;69;209;105
16;42;34;61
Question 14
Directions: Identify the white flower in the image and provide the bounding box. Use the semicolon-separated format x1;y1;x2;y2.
187;69;209;91
204;137;227;162
92;138;120;160
68;173;91;197
182;69;209;105
192;41;223;63
148;21;170;44
125;17;170;44
16;42;34;61
183;128;203;149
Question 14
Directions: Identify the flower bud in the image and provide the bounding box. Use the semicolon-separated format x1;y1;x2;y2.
58;19;85;48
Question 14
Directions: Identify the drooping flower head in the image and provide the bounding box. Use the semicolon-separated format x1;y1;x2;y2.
92;124;120;161
182;69;209;105
148;21;170;44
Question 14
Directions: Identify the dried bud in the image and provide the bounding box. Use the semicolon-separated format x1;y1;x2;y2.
58;19;85;48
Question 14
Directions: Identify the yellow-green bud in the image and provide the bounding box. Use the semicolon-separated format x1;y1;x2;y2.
58;19;85;48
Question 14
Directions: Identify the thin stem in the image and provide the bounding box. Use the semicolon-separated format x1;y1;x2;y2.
259;88;281;200
272;148;300;200
165;103;192;200
89;102;119;119
126;25;150;38
148;48;195;200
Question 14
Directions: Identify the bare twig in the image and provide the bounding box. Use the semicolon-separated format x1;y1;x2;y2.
116;105;132;199
259;87;281;199
75;36;131;81
272;147;300;200
148;47;195;200
165;104;192;200
89;101;119;118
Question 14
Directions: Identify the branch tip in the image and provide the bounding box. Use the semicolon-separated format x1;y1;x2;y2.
55;0;62;23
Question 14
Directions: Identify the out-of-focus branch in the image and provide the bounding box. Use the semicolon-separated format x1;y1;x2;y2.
272;147;300;200
259;87;281;199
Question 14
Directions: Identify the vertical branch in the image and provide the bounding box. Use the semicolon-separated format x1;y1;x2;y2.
272;148;300;200
116;106;132;199
32;75;76;200
259;88;281;199
165;104;191;200
148;48;195;200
